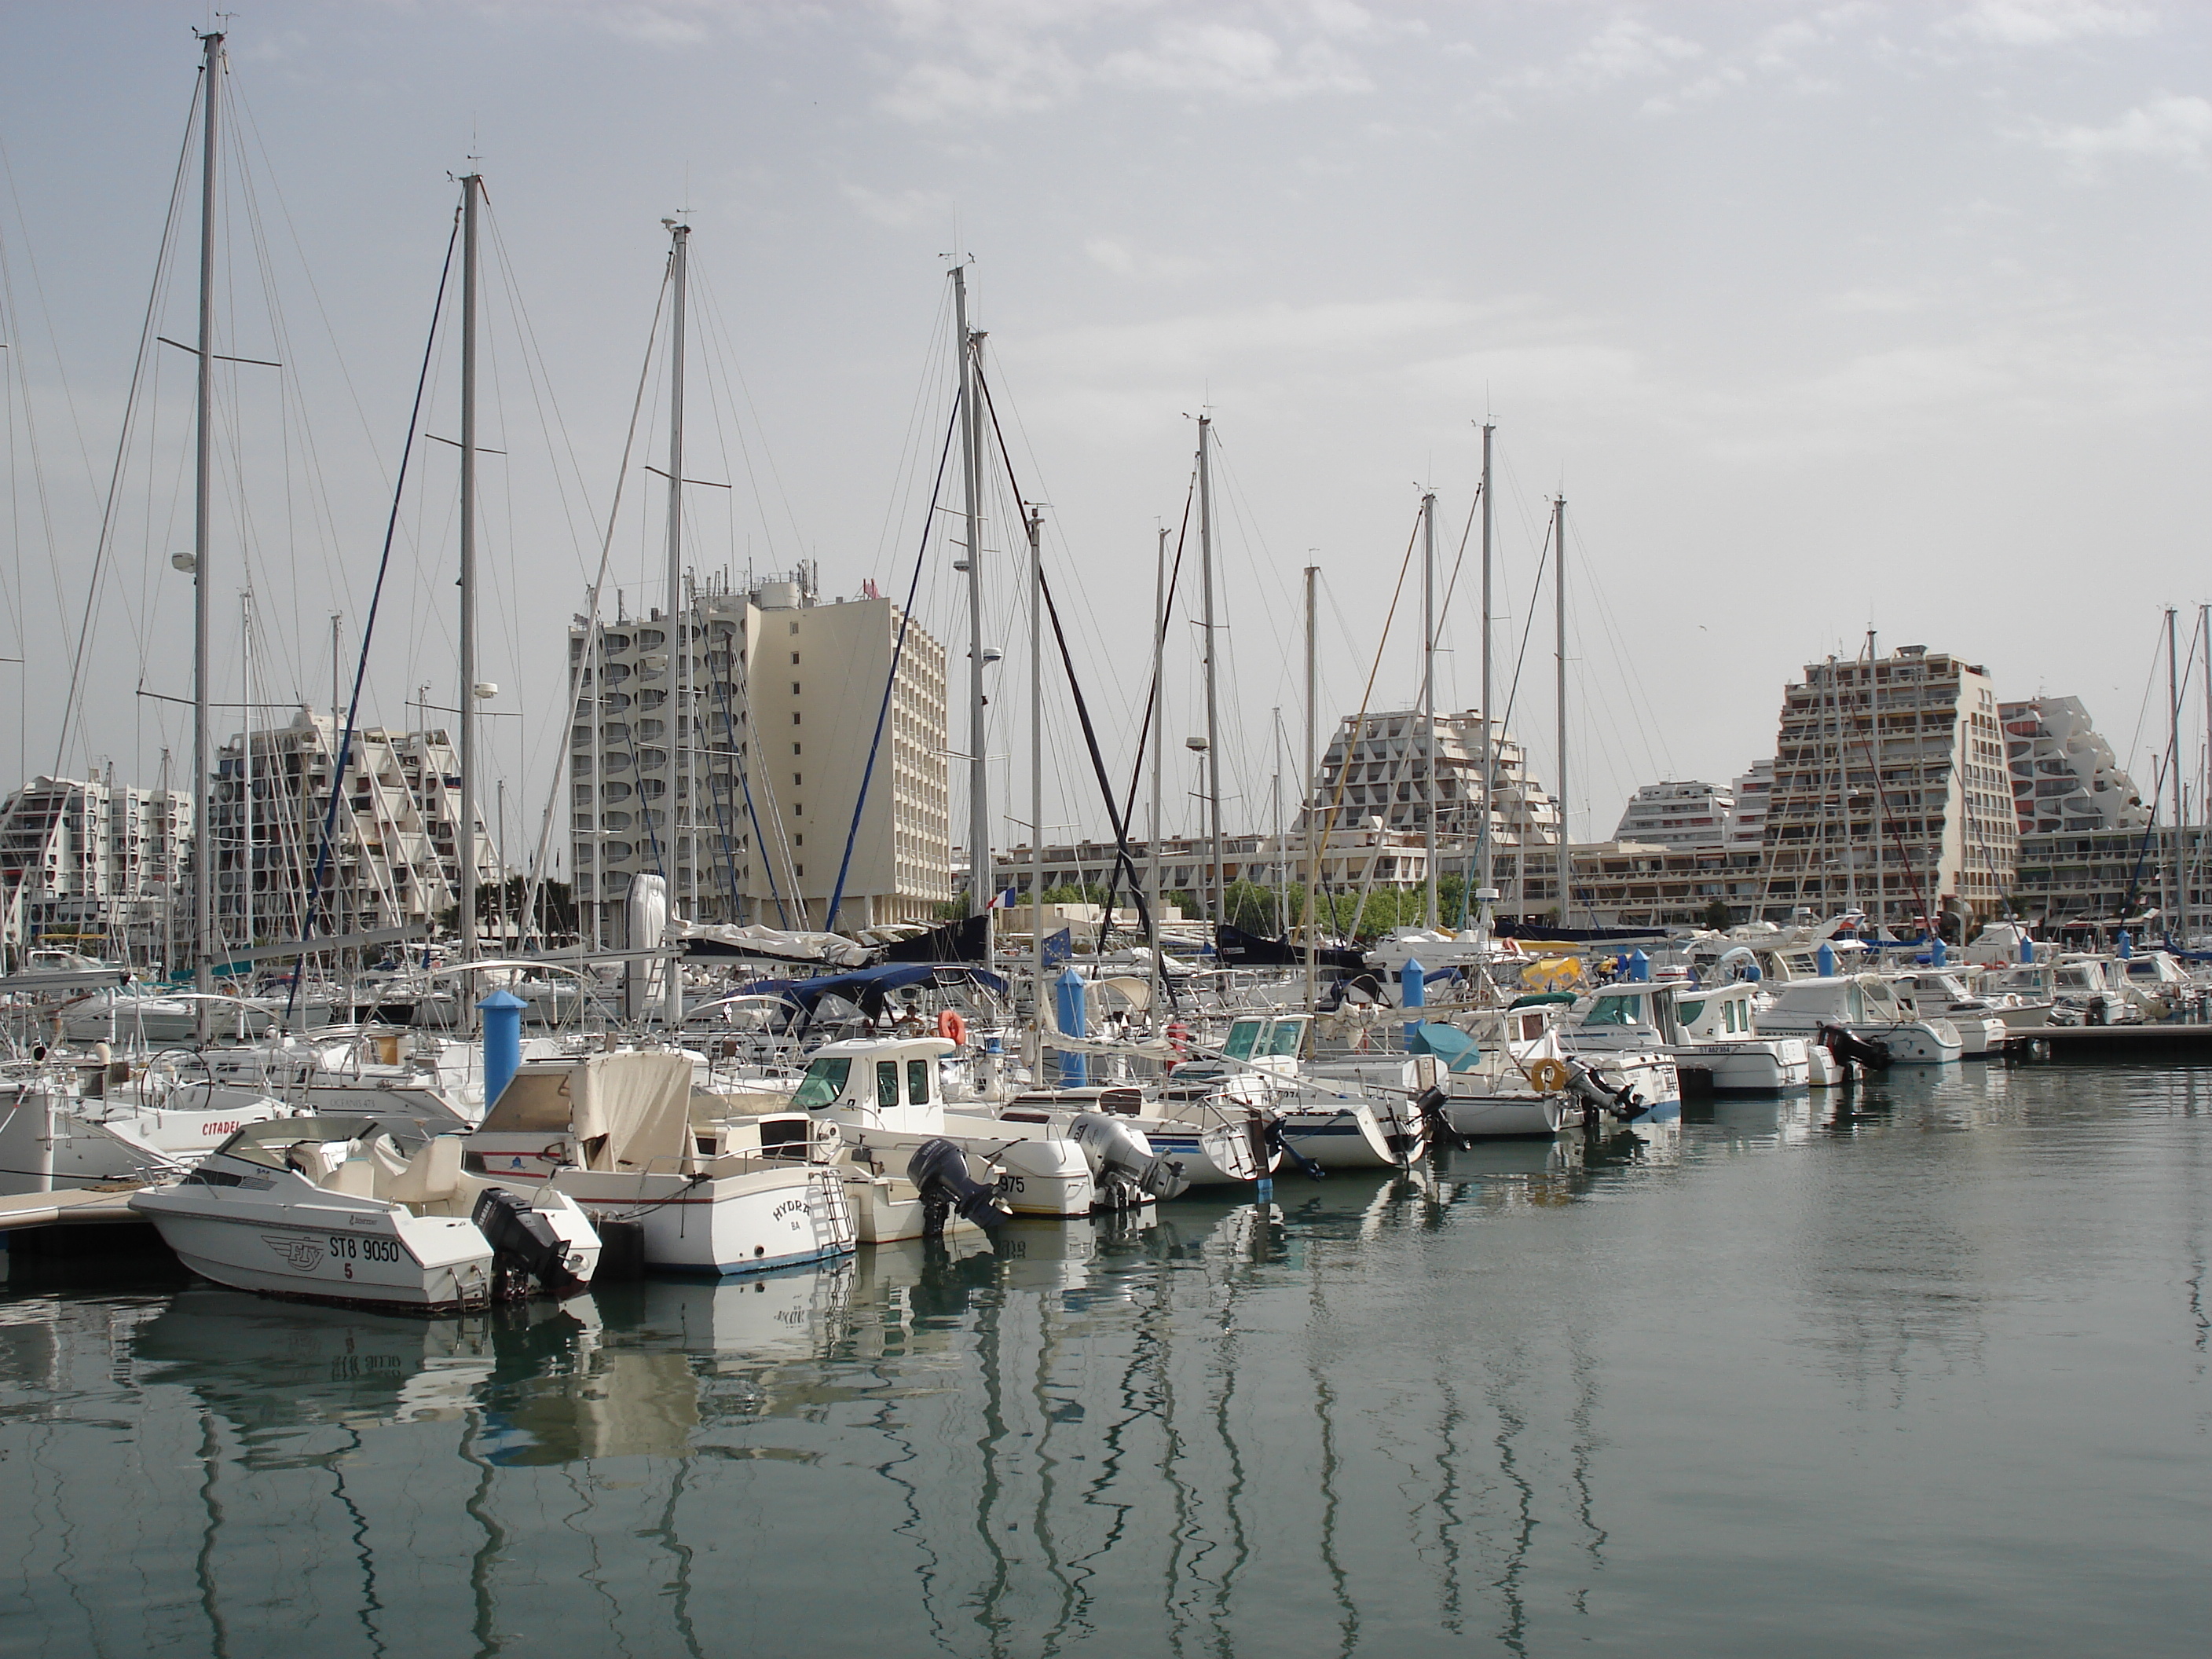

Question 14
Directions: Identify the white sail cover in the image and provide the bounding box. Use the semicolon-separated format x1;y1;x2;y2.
625;874;670;1015
568;1050;694;1172
679;921;873;969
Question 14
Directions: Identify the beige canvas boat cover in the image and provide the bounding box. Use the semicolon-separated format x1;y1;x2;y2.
478;1051;694;1172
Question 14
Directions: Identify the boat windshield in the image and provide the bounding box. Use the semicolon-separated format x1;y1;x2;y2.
1222;1020;1265;1060
1582;995;1645;1028
1261;1019;1308;1059
213;1115;383;1170
1677;998;1706;1027
792;1057;851;1111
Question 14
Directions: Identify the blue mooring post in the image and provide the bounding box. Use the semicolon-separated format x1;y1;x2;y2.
1400;954;1426;1049
478;987;526;1111
1055;967;1088;1088
1932;936;1948;966
1816;940;1837;977
2118;929;2133;960
1628;948;1649;982
2020;932;2035;965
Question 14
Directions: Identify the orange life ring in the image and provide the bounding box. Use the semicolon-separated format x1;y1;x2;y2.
1527;1058;1571;1093
936;1010;969;1046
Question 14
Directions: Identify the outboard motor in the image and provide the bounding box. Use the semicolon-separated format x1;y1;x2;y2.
1413;1084;1472;1152
1376;1095;1430;1166
1264;1117;1326;1181
906;1138;1009;1236
1071;1111;1188;1206
471;1187;590;1300
1566;1061;1644;1126
1818;1023;1892;1070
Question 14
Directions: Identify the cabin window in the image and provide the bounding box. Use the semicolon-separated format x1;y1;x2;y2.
792;1057;848;1110
1222;1020;1263;1060
1584;996;1639;1027
907;1059;930;1104
877;1060;901;1108
1677;999;1706;1027
1262;1020;1307;1059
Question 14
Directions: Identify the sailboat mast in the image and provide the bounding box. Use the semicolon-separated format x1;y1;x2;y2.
457;174;482;1001
1303;562;1319;1009
1552;496;1569;928
952;267;991;948
2200;602;2210;947
1148;526;1168;1010
1421;489;1437;928
1028;504;1046;1042
1198;416;1222;929
1868;628;1881;935
664;217;689;1026
192;29;222;1037
2168;606;2183;943
241;590;253;953
1477;422;1495;933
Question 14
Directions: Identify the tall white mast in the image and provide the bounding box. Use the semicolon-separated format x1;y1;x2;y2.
952;266;991;950
1147;526;1169;1012
240;589;253;953
1027;503;1046;1044
1476;423;1496;936
1868;629;1882;936
1420;488;1437;928
456;173;482;1017
2199;602;2210;945
2168;606;2184;943
1303;562;1319;1008
1197;416;1222;929
663;216;689;1026
1552;496;1569;928
191;29;222;1040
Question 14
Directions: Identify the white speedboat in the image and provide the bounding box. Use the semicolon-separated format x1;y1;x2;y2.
1756;975;1963;1064
1003;1085;1277;1187
0;1073;291;1196
464;1049;857;1276
790;1035;1181;1217
1669;983;1811;1093
1545;985;1686;1118
130;1118;601;1313
1885;970;2012;1057
1166;1015;1427;1170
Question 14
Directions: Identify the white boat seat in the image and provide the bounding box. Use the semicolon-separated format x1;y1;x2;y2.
386;1135;465;1205
324;1158;376;1197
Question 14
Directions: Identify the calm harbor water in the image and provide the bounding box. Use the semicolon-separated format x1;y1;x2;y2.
3;1059;2208;1657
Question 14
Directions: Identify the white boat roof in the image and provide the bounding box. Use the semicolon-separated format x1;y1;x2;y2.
809;1035;958;1060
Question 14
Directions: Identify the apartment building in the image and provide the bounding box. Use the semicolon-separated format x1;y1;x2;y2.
1612;780;1735;851
1756;645;2016;931
1726;760;1774;856
1998;696;2149;837
570;567;950;941
0;772;192;952
202;710;497;946
999;825;1434;903
1309;706;1558;861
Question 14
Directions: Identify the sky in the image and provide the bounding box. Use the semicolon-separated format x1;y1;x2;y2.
2;0;2207;872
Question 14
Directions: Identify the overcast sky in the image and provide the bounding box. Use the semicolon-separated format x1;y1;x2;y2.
2;1;2207;866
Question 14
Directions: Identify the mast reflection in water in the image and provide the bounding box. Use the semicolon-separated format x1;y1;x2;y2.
5;1060;2212;1657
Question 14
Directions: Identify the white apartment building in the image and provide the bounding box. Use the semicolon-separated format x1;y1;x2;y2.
1727;760;1774;855
1309;707;1559;859
1757;645;2016;930
1612;780;1735;850
1998;696;2149;837
0;772;192;955
205;710;497;947
1002;826;1434;904
570;567;950;941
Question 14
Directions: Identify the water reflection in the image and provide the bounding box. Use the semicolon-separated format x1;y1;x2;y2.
5;1065;2211;1656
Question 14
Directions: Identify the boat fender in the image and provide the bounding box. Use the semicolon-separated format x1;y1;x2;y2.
471;1186;589;1299
1526;1057;1571;1093
936;1010;969;1046
906;1138;1008;1235
1071;1111;1190;1203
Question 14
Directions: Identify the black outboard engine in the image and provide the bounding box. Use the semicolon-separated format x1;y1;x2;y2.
1818;1023;1892;1070
1265;1118;1326;1181
1566;1062;1644;1126
1071;1111;1189;1206
906;1138;1009;1237
1413;1085;1471;1152
471;1187;588;1300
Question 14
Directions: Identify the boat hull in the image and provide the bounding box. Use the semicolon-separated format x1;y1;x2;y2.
550;1163;855;1276
130;1192;496;1313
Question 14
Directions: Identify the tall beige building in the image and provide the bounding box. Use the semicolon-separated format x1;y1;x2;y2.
569;567;950;941
0;771;192;958
1757;645;2016;931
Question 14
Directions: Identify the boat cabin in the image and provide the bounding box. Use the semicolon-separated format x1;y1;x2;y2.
1672;982;1763;1042
1764;974;1911;1024
790;1036;958;1126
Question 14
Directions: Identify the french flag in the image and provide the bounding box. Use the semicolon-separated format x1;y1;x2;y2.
986;886;1017;910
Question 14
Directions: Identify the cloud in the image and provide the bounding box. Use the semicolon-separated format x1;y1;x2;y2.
842;183;951;228
1083;237;1207;280
1939;1;2153;47
2034;93;2212;174
1500;16;1705;98
1101;22;1371;100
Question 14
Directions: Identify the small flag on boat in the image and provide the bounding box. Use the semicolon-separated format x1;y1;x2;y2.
987;887;1017;910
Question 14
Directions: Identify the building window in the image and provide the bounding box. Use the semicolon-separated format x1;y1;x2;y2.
793;712;801;725
791;652;800;665
793;773;802;787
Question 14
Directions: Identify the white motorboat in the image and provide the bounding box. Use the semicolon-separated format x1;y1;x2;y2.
130;1117;601;1313
790;1035;1180;1217
1885;970;2013;1057
1169;1015;1428;1170
1544;985;1686;1117
0;1072;292;1196
1756;975;1964;1064
1004;1084;1277;1187
1668;983;1811;1093
464;1049;858;1276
